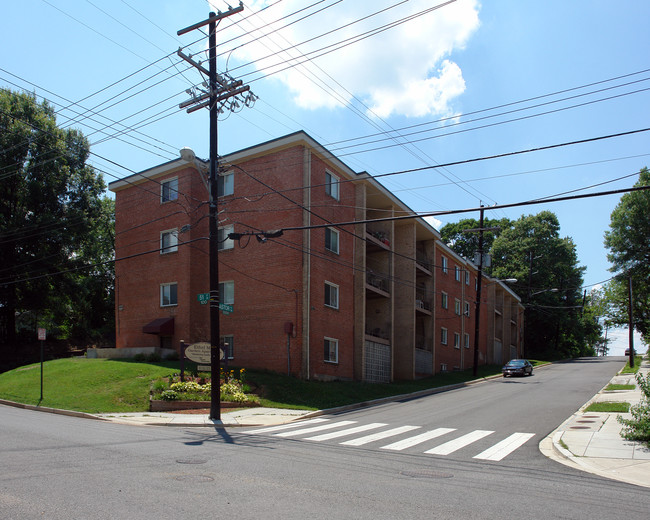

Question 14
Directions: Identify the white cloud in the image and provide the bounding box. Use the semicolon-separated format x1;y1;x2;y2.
225;0;480;118
423;215;442;230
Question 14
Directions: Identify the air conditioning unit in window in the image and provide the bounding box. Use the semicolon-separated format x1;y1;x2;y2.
416;299;425;309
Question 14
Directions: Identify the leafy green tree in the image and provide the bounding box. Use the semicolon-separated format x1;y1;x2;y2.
603;167;650;343
0;89;113;349
439;217;511;269
490;211;594;358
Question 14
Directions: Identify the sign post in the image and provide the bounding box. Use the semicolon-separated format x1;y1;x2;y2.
37;328;46;401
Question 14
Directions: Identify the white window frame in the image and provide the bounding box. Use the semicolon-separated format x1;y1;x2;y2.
161;177;178;203
441;255;448;274
160;282;177;307
465;270;470;285
454;332;461;349
221;335;234;360
219;281;234;305
324;337;339;364
325;170;340;200
325;227;339;254
324;281;339;309
440;327;448;345
455;298;461;315
464;301;471;317
218;224;234;251
218;170;234;197
455;266;461;282
464;333;470;349
441;291;448;309
160;229;178;254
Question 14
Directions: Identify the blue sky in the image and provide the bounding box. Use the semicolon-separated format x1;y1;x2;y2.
2;0;648;353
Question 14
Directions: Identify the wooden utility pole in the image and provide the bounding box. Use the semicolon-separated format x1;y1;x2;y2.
177;3;251;421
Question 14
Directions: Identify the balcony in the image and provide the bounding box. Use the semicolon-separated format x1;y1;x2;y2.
366;271;390;298
415;250;432;276
366;228;391;252
415;289;432;315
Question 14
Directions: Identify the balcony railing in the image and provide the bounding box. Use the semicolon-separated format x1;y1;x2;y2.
366;272;389;293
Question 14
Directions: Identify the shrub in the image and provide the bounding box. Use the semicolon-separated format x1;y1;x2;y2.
165;351;180;361
160;390;179;401
618;371;650;447
133;353;146;362
147;352;162;362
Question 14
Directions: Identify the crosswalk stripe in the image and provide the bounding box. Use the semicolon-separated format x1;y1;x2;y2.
340;425;421;446
424;430;494;455
380;428;457;451
305;423;388;441
241;418;329;435
275;420;357;437
473;432;535;461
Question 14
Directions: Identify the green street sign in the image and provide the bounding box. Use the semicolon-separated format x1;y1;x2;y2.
197;292;210;304
219;303;233;313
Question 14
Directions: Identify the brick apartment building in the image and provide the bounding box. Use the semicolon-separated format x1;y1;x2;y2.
109;131;524;382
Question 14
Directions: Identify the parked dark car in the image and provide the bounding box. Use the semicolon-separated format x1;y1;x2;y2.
502;359;533;377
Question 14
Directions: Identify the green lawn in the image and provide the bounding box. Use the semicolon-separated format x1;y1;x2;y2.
585;402;630;413
605;384;636;391
0;358;179;413
620;356;643;374
0;357;513;414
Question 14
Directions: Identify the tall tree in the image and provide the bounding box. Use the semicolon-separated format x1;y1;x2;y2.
0;90;112;349
439;216;511;268
603;167;650;342
490;211;593;358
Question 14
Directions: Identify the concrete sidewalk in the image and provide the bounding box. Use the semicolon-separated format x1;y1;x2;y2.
95;406;315;427
540;361;650;489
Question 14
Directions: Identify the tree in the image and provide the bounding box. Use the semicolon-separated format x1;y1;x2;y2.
0;90;113;349
439;216;511;269
603;167;650;343
490;211;594;359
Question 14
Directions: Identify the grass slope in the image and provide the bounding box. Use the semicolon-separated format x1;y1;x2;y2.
0;358;524;414
0;358;178;413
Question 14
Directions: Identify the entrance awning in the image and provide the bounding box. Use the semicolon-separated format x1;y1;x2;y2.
142;317;174;335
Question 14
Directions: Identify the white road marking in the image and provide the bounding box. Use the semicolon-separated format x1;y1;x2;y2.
275;420;357;437
305;423;388;441
473;432;535;461
340;425;421;446
424;430;494;455
380;428;457;451
241;418;329;435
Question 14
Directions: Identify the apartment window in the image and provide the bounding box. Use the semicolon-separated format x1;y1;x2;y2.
441;292;448;309
218;171;234;197
160;229;178;254
454;332;460;349
219;281;234;304
455;299;461;315
464;333;470;349
324;281;339;309
441;255;448;274
324;337;339;363
160;283;177;307
221;335;234;359
464;301;471;317
440;327;448;345
161;177;178;203
325;227;339;254
325;170;339;200
455;266;461;282
465;271;470;285
218;224;234;251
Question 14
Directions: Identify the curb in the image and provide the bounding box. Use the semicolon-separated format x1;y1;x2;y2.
0;398;108;422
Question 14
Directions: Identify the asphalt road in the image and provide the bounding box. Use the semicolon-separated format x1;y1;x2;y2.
1;357;648;519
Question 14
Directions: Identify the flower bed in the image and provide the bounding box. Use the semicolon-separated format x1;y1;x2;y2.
150;368;259;411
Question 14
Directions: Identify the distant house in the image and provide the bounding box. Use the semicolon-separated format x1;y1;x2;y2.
109;131;524;382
